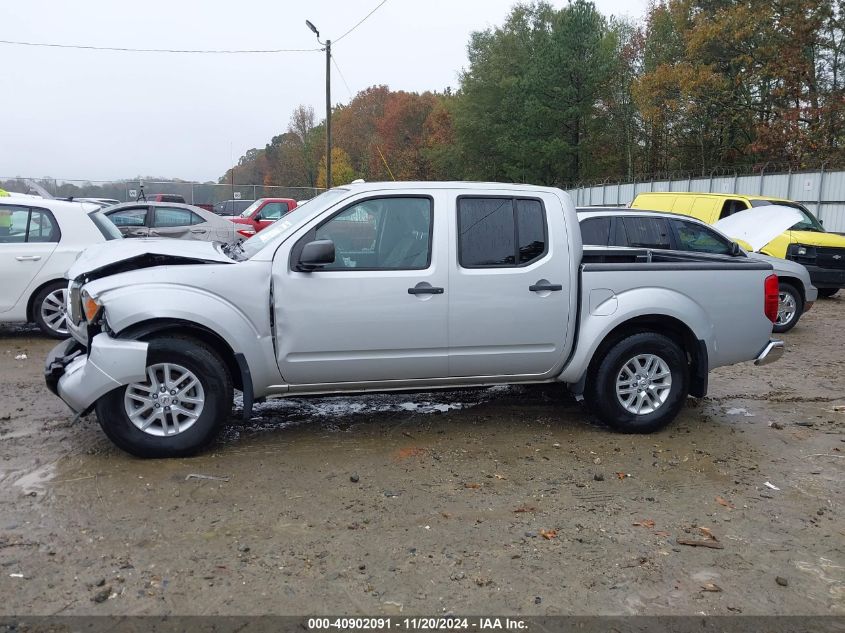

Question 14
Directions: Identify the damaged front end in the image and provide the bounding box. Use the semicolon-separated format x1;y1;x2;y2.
47;239;236;415
45;334;149;415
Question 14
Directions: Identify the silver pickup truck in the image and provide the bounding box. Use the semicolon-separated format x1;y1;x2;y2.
45;182;784;457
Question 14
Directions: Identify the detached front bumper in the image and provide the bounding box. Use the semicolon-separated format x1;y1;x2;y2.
754;339;785;367
44;333;149;414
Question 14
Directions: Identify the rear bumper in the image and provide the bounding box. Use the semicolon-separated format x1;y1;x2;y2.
803;264;845;290
754;339;785;367
44;333;149;414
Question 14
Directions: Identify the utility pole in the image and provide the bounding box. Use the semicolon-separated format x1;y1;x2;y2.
325;39;332;189
307;20;332;189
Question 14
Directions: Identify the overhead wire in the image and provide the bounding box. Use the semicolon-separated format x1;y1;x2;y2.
333;0;389;44
0;39;320;54
0;0;389;54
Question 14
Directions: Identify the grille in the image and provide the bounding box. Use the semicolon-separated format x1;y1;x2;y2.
69;282;81;324
816;247;845;270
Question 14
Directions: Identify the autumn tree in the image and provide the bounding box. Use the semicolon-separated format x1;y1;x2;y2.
317;147;358;187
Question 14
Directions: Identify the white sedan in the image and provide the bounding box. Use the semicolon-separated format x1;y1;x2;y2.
0;196;122;338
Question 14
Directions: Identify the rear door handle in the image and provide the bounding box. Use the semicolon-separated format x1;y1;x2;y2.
16;255;42;261
408;285;444;295
529;283;562;292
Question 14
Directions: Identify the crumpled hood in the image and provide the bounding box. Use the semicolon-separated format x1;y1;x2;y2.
714;205;803;252
68;238;234;280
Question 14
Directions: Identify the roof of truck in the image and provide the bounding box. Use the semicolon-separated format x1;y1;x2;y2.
340;181;566;194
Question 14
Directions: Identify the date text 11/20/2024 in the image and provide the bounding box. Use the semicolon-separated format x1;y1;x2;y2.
307;618;527;630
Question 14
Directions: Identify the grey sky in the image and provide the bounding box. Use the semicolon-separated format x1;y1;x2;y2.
2;0;647;183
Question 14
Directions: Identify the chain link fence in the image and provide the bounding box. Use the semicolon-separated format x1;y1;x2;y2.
0;178;325;207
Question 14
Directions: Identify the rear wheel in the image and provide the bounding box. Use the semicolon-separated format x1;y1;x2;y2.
95;337;232;458
585;332;689;434
818;288;839;299
32;281;69;339
773;282;803;333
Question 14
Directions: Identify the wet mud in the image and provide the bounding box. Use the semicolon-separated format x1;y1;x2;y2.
1;299;843;615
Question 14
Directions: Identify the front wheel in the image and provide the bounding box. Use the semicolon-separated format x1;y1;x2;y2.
95;337;232;458
773;282;803;333
817;288;839;299
33;281;70;339
585;332;689;434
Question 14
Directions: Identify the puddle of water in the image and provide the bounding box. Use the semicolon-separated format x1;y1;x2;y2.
12;461;57;495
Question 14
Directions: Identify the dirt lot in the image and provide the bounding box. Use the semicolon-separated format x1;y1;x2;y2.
1;299;843;616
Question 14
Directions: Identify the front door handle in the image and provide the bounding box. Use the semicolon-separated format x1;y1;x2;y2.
16;255;42;261
529;282;562;292
408;285;444;295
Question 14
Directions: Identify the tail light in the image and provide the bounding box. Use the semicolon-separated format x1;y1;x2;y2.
764;274;779;323
237;228;255;238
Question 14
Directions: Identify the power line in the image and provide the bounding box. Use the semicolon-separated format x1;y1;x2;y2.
0;39;320;54
331;53;355;100
0;0;389;55
334;0;389;44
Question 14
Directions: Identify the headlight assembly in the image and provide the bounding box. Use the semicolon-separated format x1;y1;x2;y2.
80;290;102;322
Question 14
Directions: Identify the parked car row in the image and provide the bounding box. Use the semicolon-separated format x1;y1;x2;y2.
631;192;845;298
102;201;242;244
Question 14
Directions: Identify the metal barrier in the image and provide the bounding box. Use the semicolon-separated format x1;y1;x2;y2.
0;178;325;206
566;166;845;233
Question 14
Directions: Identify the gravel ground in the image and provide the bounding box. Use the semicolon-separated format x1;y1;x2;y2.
0;298;843;615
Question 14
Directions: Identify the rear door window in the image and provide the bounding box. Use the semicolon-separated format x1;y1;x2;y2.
458;197;547;267
109;207;148;227
153;207;194;227
620;217;672;249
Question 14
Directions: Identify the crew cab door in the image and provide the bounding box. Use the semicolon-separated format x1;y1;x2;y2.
448;194;572;377
0;204;59;313
273;192;448;385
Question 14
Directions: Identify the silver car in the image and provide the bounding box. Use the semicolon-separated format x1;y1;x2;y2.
103;202;240;244
577;207;817;332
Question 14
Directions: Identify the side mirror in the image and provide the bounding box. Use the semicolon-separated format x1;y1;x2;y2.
730;241;743;257
297;239;335;271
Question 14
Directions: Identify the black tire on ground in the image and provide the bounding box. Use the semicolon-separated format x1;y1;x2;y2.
772;282;803;333
95;337;233;458
585;331;689;434
32;281;70;339
817;288;839;298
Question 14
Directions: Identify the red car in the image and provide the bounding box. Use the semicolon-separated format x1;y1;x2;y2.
229;198;297;238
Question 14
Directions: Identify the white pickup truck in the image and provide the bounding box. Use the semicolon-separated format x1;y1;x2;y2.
45;182;783;457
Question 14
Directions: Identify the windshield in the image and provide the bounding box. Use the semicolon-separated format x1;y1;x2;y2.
751;199;825;232
88;211;123;240
239;189;350;259
239;199;263;218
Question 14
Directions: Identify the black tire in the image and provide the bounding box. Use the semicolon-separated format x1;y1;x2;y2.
772;282;803;333
32;281;70;339
585;332;689;434
95;337;232;458
817;288;839;299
